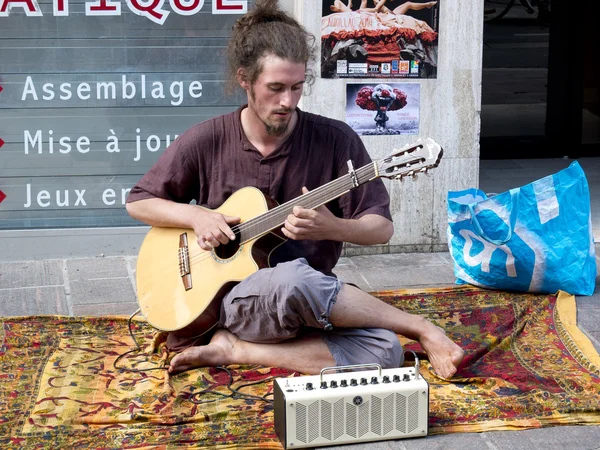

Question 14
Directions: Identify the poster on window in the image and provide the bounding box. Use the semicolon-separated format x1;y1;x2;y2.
346;82;420;135
321;0;440;79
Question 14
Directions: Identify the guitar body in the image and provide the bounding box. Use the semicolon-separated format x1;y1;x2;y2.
135;186;285;332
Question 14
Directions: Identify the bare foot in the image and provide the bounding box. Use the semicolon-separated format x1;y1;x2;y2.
168;329;240;375
418;324;464;379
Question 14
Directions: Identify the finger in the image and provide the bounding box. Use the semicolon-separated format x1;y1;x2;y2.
283;220;301;236
301;186;309;194
223;214;241;225
213;228;231;246
203;234;220;248
281;227;295;240
197;237;212;251
219;223;237;241
292;206;314;219
286;213;298;226
287;214;315;231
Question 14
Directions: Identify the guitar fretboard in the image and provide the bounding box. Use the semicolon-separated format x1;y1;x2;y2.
237;162;378;243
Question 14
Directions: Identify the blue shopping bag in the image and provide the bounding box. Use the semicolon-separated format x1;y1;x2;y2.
447;161;596;295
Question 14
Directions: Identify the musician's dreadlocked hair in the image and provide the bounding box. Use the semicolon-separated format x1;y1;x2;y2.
226;0;316;92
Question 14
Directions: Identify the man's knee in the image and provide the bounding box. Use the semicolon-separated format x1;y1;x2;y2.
271;259;330;294
271;259;341;324
377;329;403;368
324;328;403;369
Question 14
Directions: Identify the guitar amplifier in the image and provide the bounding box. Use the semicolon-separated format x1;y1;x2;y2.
273;362;429;449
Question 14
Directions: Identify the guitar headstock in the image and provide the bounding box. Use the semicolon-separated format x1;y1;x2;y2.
376;138;443;180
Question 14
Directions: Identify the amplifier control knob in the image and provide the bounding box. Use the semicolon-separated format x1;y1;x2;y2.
340;379;348;387
330;380;338;388
403;374;410;381
382;376;391;383
393;375;401;382
370;377;378;384
350;378;358;386
306;382;314;390
360;378;368;385
320;381;328;389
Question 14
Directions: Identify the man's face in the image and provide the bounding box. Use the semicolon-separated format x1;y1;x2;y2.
245;55;306;137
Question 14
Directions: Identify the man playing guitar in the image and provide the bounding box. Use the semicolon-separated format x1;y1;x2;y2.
126;0;463;379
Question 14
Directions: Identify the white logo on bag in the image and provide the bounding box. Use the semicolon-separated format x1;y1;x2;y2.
459;229;517;277
533;176;559;225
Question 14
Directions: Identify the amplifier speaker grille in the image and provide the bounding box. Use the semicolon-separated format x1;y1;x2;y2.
296;403;307;443
333;398;344;440
274;366;429;449
383;393;394;435
293;390;421;443
408;392;419;432
396;393;407;433
321;400;332;440
372;396;382;436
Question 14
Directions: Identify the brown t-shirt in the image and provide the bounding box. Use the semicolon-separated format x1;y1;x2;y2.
127;105;392;275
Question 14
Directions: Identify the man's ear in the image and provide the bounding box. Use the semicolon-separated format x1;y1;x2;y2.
237;68;250;90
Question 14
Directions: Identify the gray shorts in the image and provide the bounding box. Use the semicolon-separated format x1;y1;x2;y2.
219;258;403;369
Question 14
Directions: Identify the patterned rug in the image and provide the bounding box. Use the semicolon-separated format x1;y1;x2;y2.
2;287;600;448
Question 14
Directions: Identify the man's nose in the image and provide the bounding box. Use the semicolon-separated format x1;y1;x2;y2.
279;90;293;108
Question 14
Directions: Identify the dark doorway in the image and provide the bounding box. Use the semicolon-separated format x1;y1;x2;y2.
480;0;599;159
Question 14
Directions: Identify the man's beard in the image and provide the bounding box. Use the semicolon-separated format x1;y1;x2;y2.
264;115;290;136
249;87;292;137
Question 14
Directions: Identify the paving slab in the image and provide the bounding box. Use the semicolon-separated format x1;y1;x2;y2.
400;431;490;450
578;309;600;333
485;425;600;450
69;278;137;307
344;254;456;290
0;260;64;289
72;301;140;316
66;256;130;281
0;286;69;316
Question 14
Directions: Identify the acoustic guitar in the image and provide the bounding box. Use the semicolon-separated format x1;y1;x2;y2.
135;138;443;332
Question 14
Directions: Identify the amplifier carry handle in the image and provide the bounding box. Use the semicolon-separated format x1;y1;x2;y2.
319;363;382;383
319;350;421;383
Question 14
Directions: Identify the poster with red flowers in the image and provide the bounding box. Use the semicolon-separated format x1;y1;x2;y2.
346;82;420;135
321;0;440;79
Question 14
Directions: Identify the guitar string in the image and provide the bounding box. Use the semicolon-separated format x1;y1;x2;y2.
224;164;375;239
221;153;426;242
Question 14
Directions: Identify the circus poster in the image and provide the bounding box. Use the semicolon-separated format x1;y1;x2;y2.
346;82;420;135
321;0;440;79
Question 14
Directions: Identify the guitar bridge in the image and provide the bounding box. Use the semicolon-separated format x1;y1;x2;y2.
178;233;193;291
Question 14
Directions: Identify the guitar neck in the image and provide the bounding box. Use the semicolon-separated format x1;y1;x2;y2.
237;161;379;243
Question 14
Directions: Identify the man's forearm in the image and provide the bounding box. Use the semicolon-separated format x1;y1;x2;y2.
333;214;394;245
125;197;201;229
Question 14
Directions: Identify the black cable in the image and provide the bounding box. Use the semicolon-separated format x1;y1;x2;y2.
113;311;278;404
113;308;168;373
186;366;277;405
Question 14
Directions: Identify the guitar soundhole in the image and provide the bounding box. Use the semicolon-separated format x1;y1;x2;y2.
214;236;242;261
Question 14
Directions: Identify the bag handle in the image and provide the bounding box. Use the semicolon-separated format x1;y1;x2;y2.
468;189;519;245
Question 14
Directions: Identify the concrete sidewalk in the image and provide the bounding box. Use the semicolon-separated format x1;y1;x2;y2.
1;247;600;450
2;156;600;449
